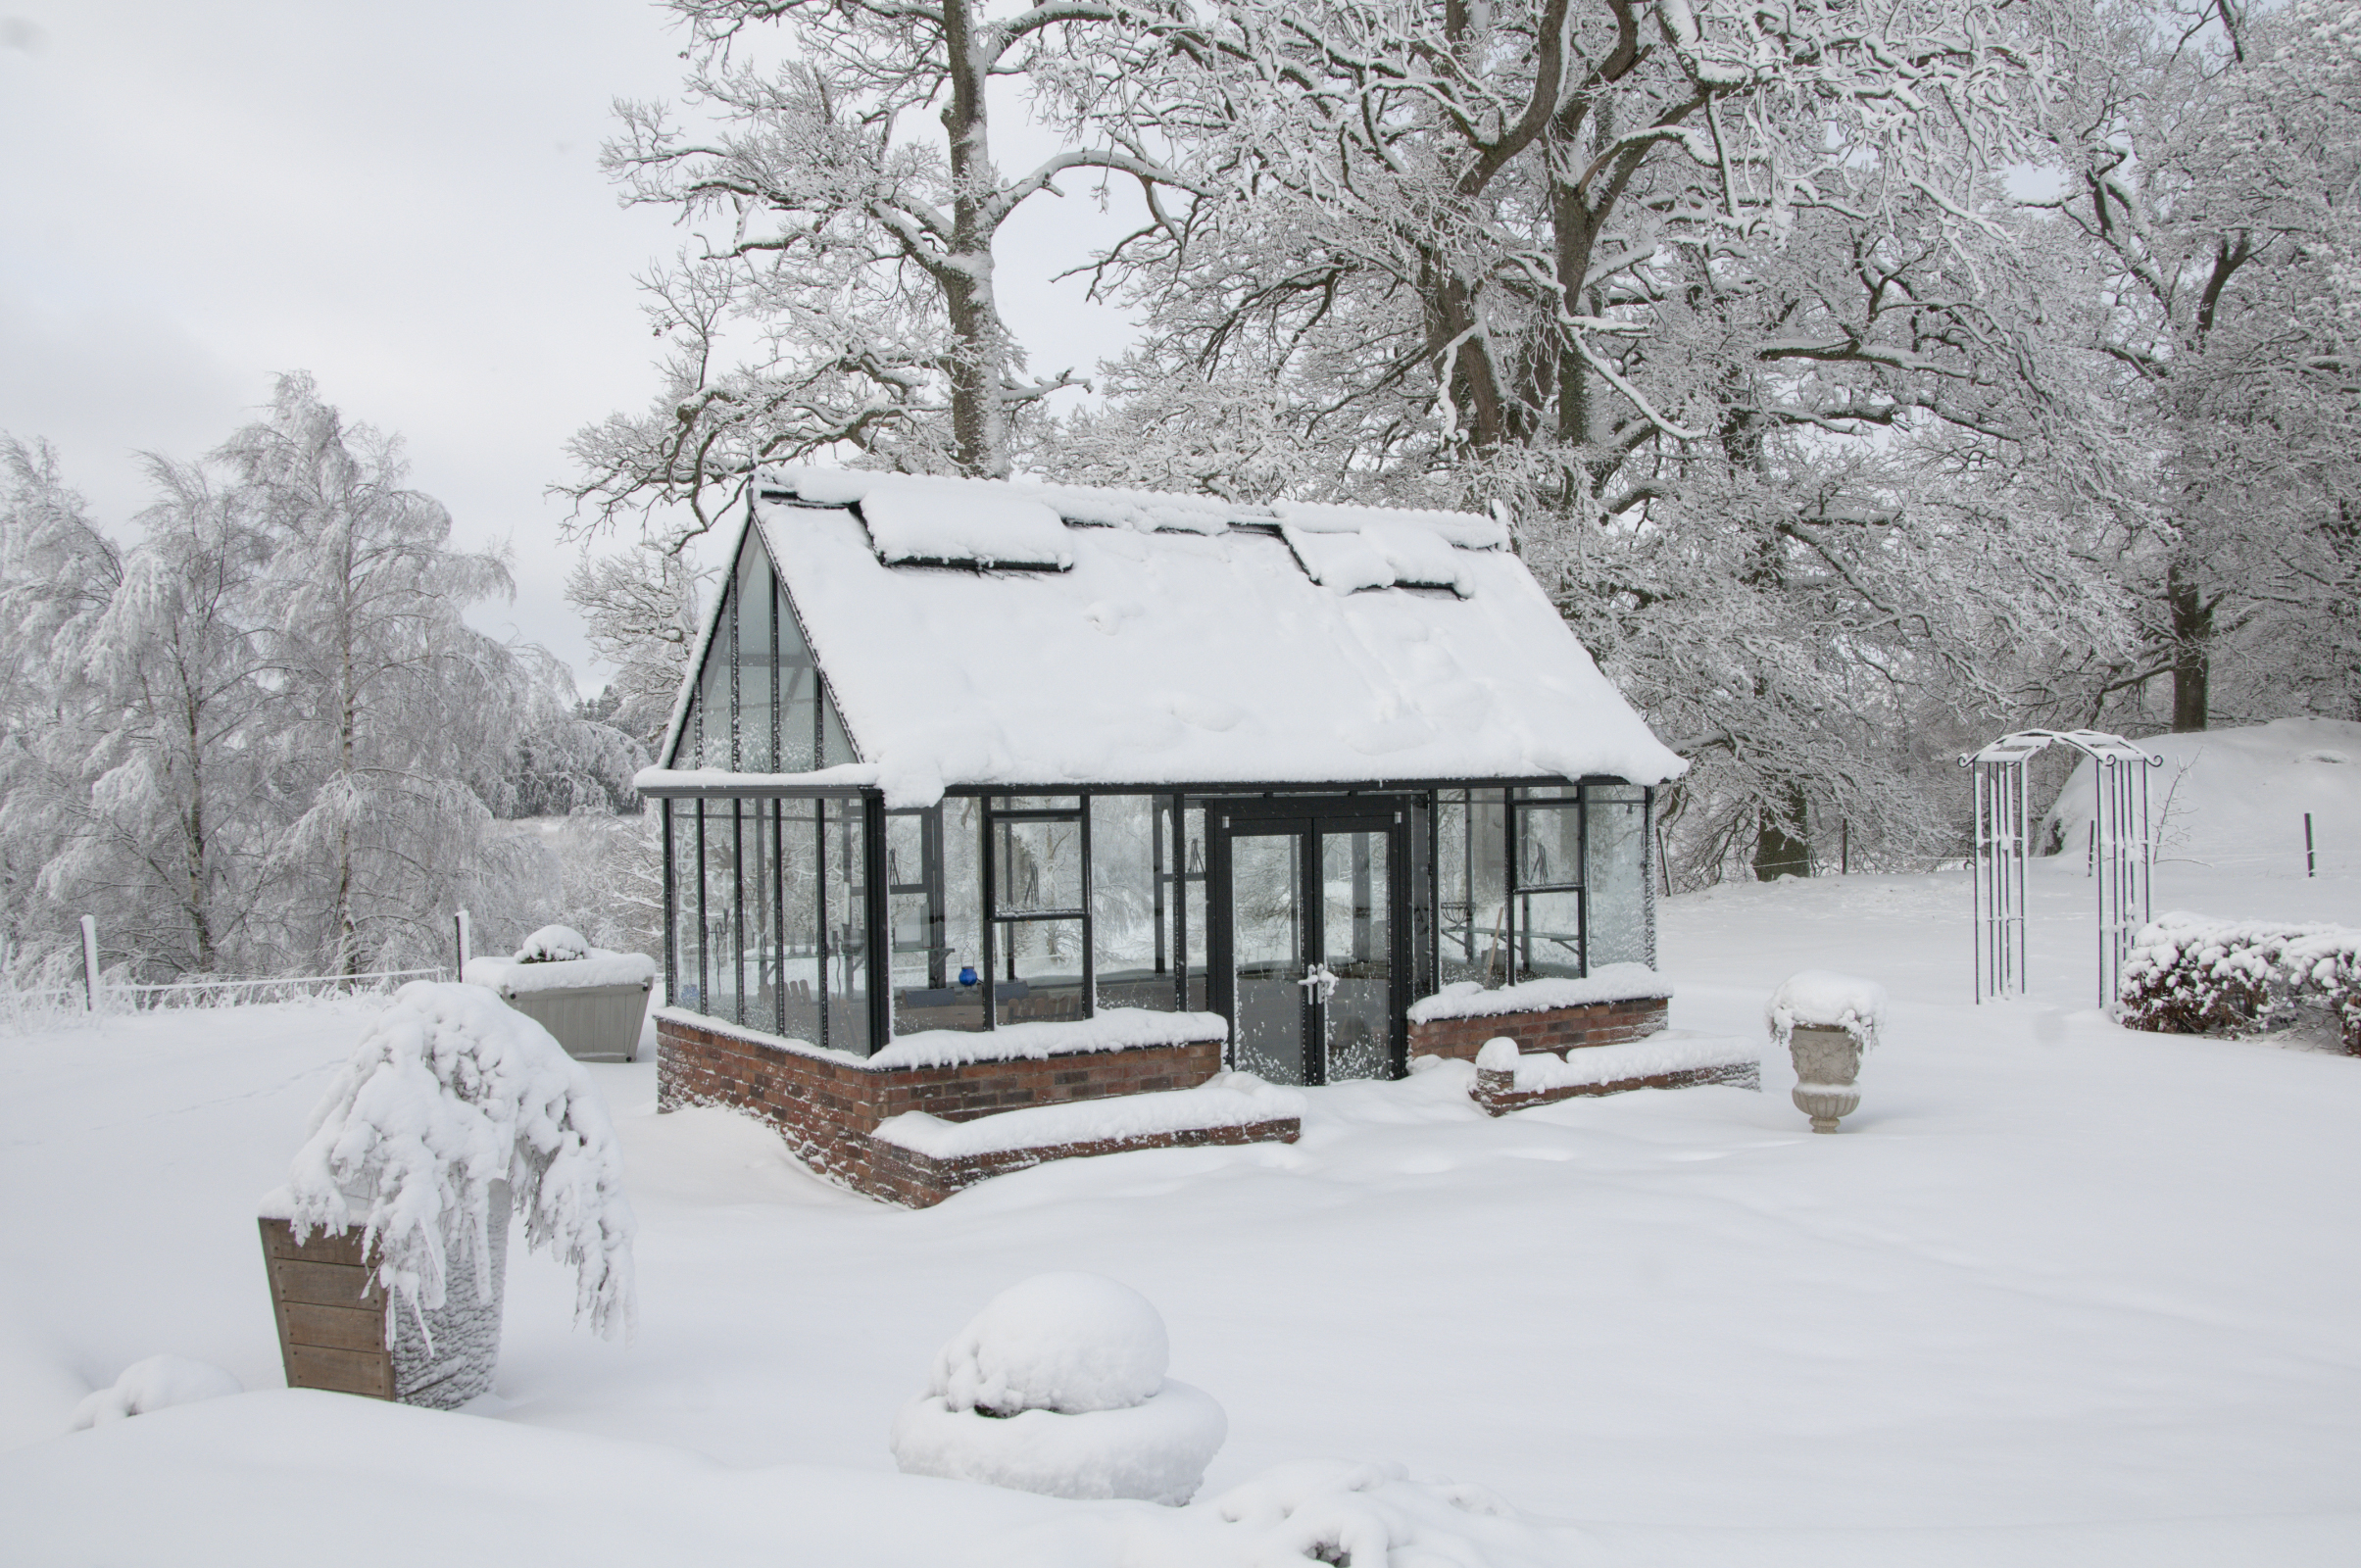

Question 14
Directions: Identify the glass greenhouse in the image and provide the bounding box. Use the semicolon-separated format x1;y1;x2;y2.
637;468;1685;1087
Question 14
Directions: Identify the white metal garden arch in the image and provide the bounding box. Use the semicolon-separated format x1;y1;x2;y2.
1960;730;2162;1005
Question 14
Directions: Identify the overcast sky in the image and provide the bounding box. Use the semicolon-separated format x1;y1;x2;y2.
0;0;1138;688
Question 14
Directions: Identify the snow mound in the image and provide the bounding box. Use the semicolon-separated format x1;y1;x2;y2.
933;1273;1169;1415
1766;970;1887;1049
515;924;592;963
283;981;636;1340
891;1273;1226;1503
2044;717;2361;872
891;1379;1227;1506
67;1356;240;1430
1199;1459;1564;1568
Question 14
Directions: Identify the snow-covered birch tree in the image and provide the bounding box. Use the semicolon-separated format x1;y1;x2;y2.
567;0;1199;543
220;375;551;974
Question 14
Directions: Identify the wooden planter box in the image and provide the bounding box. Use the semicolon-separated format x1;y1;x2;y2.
494;979;652;1063
258;1190;510;1408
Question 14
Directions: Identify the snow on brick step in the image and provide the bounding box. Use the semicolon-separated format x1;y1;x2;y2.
874;1073;1305;1160
1404;964;1672;1023
1470;1030;1760;1116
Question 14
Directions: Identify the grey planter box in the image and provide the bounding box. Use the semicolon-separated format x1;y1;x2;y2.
495;979;653;1063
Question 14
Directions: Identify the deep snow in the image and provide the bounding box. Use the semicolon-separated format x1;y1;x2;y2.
4;728;2360;1564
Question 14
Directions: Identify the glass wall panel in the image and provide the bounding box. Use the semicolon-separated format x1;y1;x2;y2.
888;807;982;1035
1091;795;1171;1012
995;918;1086;1025
1437;789;1508;985
1513;888;1585;979
778;799;825;1046
823;799;873;1054
735;542;774;772
994;815;1083;915
743;797;776;1030
669;802;704;1013
994;795;1082;813
703;798;741;1020
1584;784;1651;969
944;797;984;1002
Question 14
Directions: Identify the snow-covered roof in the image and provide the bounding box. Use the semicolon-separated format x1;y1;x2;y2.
642;467;1684;807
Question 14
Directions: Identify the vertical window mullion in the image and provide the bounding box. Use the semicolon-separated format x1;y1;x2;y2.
731;799;746;1026
773;800;787;1037
979;797;997;1030
1079;793;1095;1017
815;798;830;1054
695;800;709;1014
661;798;676;1008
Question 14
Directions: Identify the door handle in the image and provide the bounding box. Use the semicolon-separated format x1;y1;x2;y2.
1298;963;1339;1004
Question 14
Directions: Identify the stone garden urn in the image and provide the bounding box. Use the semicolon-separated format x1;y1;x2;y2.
1766;970;1887;1135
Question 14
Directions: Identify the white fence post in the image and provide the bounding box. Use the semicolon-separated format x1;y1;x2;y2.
455;909;472;979
79;915;99;1011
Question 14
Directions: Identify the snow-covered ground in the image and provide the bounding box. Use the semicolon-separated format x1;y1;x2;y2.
3;727;2358;1565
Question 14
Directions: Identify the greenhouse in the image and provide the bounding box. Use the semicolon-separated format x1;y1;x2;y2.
636;466;1685;1091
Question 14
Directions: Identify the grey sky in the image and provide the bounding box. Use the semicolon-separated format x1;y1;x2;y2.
0;0;1138;688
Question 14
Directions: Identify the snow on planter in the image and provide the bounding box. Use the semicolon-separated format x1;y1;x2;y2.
275;982;635;1406
1471;1031;1757;1092
466;928;659;1064
1764;970;1888;1051
69;1355;241;1429
890;1273;1227;1505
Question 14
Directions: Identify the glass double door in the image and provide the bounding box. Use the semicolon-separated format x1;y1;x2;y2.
1212;801;1405;1086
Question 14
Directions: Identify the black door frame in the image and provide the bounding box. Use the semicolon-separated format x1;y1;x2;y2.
1206;795;1413;1083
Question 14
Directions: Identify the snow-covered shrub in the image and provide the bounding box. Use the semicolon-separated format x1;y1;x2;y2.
2120;914;2361;1052
515;924;593;963
1765;970;1888;1051
68;1355;241;1429
285;981;636;1339
890;1273;1226;1504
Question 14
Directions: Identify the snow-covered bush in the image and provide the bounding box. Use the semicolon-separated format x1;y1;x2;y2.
890;1273;1226;1504
2120;914;2361;1053
515;924;593;963
1765;971;1888;1052
285;981;636;1339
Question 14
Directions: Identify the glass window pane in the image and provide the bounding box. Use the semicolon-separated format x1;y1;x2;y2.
995;918;1086;1025
1518;783;1579;801
703;799;740;1019
993;795;1082;813
1321;829;1389;1082
1091;795;1170;1012
778;799;824;1046
735;542;774;772
1180;802;1208;1012
1441;790;1508;986
1517;803;1582;890
777;593;817;772
697;609;732;770
1231;832;1304;1084
820;689;856;766
669;802;702;1013
823;799;873;1055
995;815;1083;915
1584;785;1650;969
1514;889;1584;980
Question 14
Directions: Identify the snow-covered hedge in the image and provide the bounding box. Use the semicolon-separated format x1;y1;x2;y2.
2120;914;2360;1052
283;982;636;1339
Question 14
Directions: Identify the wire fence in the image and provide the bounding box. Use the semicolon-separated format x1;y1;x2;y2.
0;952;454;1030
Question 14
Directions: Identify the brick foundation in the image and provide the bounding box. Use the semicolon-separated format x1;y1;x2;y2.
1471;1058;1758;1115
1407;995;1670;1062
657;1012;1295;1206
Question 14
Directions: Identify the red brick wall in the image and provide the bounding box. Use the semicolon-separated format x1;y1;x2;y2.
1408;995;1668;1062
657;1012;1250;1204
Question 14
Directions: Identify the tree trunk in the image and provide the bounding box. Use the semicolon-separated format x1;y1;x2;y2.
1752;782;1811;881
938;0;1011;478
2166;559;2211;732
